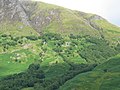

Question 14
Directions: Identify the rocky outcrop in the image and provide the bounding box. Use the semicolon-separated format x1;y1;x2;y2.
0;0;30;25
77;11;104;30
0;0;62;33
87;15;104;30
88;15;104;21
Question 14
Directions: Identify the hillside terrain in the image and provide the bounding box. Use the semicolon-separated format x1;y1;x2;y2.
0;0;120;90
59;55;120;90
0;0;120;41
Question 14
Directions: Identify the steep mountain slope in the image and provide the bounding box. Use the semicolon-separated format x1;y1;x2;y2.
0;0;120;41
0;0;39;36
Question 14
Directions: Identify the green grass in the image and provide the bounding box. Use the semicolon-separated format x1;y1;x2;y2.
36;1;120;41
39;43;71;79
21;87;34;90
0;49;38;77
0;22;39;36
30;2;101;36
59;55;120;90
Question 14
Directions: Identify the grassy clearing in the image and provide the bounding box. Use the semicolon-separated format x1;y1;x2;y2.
0;49;37;77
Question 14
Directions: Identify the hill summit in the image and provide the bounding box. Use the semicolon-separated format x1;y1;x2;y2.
0;0;120;41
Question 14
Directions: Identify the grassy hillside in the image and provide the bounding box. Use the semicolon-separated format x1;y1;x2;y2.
0;1;120;41
0;0;120;90
59;54;120;90
36;2;120;41
0;22;39;36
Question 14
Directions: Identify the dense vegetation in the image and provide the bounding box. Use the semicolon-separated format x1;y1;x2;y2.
0;33;119;90
59;55;120;90
0;64;45;90
0;63;96;90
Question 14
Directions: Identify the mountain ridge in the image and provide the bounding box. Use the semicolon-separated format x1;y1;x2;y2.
0;0;120;42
